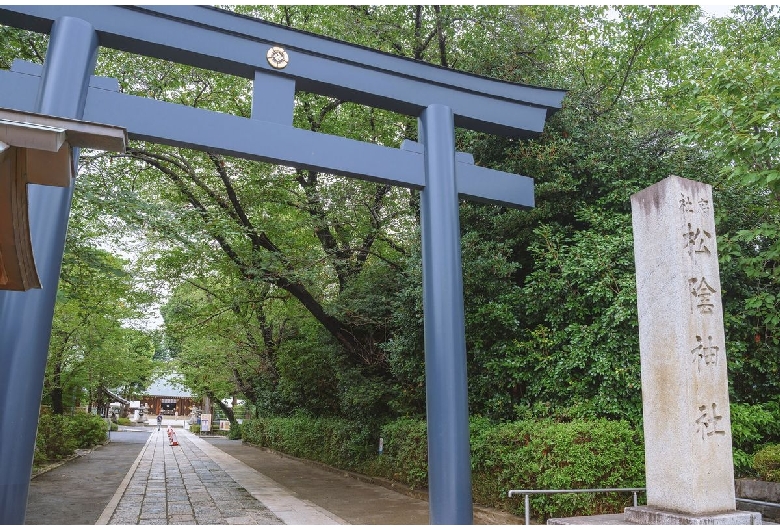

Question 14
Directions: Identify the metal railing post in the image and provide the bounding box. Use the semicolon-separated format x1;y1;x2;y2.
525;494;530;525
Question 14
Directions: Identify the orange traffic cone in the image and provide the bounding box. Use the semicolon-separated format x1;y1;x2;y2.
167;425;179;446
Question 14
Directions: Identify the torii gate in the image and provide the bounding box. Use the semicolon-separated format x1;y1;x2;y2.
0;6;564;524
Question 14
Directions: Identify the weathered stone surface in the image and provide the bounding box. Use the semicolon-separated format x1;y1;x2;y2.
624;506;761;525
631;176;734;515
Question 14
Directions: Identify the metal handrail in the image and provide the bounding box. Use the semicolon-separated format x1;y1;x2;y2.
736;497;780;509
508;487;646;525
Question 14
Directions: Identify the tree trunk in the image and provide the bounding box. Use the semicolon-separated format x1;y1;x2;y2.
51;362;64;415
211;394;236;424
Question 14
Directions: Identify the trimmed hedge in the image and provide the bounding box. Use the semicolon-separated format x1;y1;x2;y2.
470;418;645;519
243;414;373;469
753;444;780;482
370;417;429;488
243;415;645;520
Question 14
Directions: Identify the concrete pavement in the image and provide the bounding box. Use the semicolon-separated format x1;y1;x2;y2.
26;425;523;525
25;424;434;525
25;429;149;525
97;427;346;525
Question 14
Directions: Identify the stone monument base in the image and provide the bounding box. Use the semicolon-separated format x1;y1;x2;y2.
624;506;762;525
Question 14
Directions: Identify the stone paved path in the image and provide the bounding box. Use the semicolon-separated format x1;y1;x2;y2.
99;427;345;525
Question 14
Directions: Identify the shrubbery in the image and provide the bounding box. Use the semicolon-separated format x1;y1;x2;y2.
731;402;780;477
228;421;243;440
243;413;373;469
35;412;77;465
34;410;108;466
244;415;646;521
753;445;780;482
66;412;111;447
369;417;429;488
470;418;645;519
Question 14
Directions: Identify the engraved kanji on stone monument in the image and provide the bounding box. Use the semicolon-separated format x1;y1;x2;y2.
695;402;726;440
690;334;720;371
684;223;712;257
627;176;759;524
690;276;717;314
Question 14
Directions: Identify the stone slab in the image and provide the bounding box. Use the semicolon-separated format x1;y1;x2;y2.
737;479;780;503
547;513;639;525
735;481;780;524
625;505;762;524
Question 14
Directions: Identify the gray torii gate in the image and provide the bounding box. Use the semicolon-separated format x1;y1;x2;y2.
0;6;564;524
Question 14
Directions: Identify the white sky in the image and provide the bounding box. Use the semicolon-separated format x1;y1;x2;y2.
700;4;736;18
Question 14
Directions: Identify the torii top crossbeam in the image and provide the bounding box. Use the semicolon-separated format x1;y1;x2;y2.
0;5;564;209
1;5;564;137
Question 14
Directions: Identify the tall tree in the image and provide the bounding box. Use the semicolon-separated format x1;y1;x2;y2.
682;6;780;402
46;242;156;414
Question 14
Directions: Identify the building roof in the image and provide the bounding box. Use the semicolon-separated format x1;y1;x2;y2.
142;373;194;398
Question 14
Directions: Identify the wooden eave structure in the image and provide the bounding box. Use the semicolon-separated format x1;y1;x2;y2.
0;108;126;291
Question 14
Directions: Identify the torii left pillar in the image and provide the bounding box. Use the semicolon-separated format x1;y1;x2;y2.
0;17;98;524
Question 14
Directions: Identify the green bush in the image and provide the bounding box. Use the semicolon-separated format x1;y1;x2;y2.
371;416;645;519
753;444;780;482
118;417;132;426
35;412;77;465
190;424;201;434
242;414;373;470
66;412;109;448
34;411;110;468
471;418;644;520
228;421;243;440
243;414;645;521
731;402;780;477
371;417;429;488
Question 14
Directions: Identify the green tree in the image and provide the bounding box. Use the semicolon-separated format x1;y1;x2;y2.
686;6;780;194
73;5;469;422
682;6;780;402
161;278;276;422
46;242;156;414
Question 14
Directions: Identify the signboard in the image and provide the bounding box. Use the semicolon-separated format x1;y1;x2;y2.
200;413;211;433
219;420;230;431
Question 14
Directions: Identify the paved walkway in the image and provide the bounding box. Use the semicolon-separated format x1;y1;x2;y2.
26;425;525;525
98;428;347;525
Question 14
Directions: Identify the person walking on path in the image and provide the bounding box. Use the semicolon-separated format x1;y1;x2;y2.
156;413;163;431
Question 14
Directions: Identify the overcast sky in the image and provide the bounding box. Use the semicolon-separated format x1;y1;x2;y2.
700;4;736;18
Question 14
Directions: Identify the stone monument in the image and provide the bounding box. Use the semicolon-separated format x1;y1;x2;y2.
626;175;761;524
